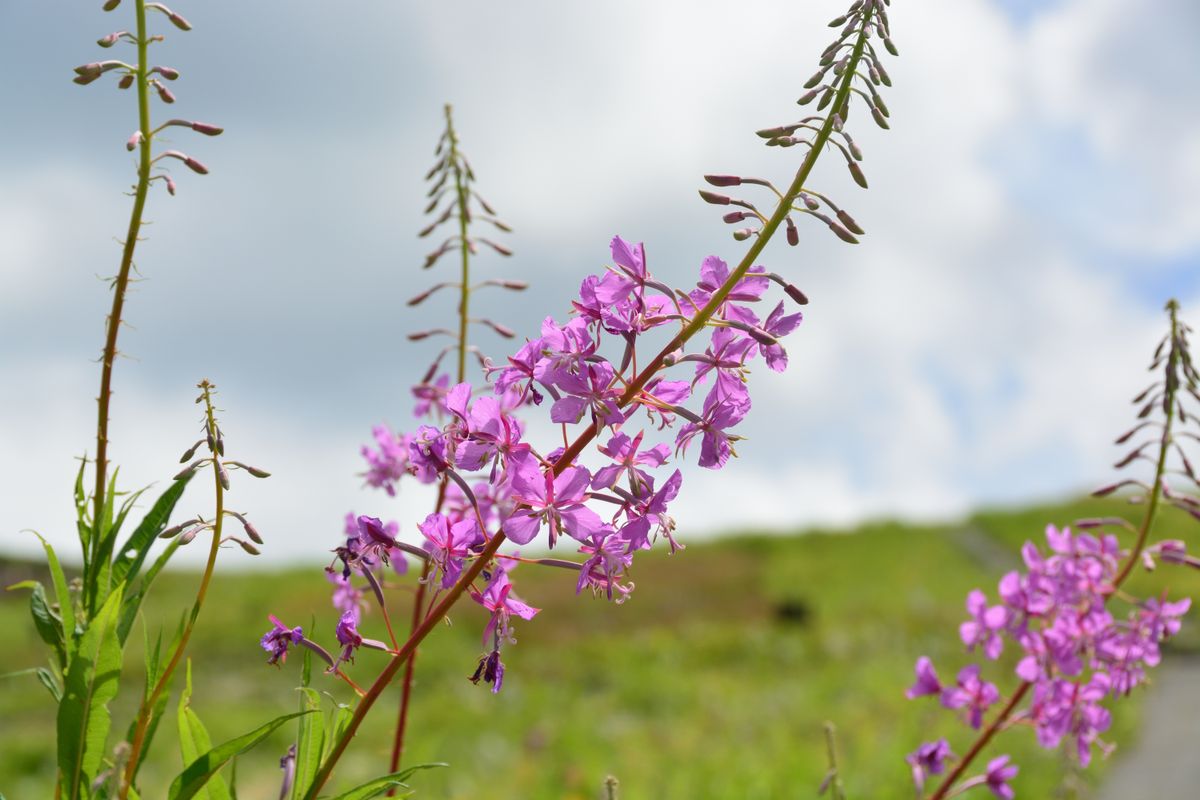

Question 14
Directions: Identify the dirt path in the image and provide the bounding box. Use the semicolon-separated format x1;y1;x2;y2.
1096;655;1200;799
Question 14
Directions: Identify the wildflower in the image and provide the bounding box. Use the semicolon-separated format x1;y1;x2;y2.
905;656;942;700
906;739;954;793
260;615;303;666
503;455;605;547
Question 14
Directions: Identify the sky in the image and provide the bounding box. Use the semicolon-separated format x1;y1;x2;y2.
1;0;1197;567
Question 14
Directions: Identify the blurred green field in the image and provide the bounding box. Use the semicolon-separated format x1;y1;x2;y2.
2;497;1197;799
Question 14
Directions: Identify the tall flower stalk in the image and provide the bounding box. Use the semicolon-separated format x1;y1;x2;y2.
905;299;1199;799
270;2;901;795
389;103;519;776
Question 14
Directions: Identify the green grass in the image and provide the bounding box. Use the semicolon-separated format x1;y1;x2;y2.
1;496;1196;799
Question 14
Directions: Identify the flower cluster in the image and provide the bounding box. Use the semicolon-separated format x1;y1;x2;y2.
905;524;1193;794
338;235;806;686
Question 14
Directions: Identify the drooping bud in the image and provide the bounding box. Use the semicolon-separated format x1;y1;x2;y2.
179;439;204;463
704;175;742;187
165;176;177;195
847;161;868;189
103;0;121;10
243;519;263;544
234;538;261;556
117;74;134;90
229;461;271;478
126;131;143;151
800;193;820;211
798;88;820;105
732;228;754;241
97;31;125;48
218;464;231;491
803;69;827;90
175;459;205;480
722;211;750;224
154;82;176;104
480;319;516;338
159;518;200;539
884;37;900;57
160;150;209;174
151;66;179;80
837;210;865;235
785;215;799;246
478;238;512;256
699;190;732;206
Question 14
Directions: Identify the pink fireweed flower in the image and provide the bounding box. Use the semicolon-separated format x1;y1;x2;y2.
576;528;635;602
326;570;366;623
756;301;804;372
408;424;450;483
503;454;606;548
984;755;1018;800
551;361;625;429
361;425;409;496
906;739;954;793
675;376;751;469
684;256;769;316
941;664;1000;730
413;373;451;418
961;589;1008;660
906;656;943;700
470;566;539;644
261;615;303;666
419;512;482;589
455;392;530;476
331;609;390;670
592;431;670;492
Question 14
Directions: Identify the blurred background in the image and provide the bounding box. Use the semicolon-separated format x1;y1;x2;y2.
1;0;1198;797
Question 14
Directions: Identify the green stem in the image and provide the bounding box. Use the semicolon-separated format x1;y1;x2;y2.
118;383;225;799
447;104;472;385
92;0;154;582
307;11;879;795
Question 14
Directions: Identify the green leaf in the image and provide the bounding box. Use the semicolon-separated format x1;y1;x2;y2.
177;661;231;800
118;537;182;643
166;711;310;800
291;688;324;800
113;475;191;592
74;456;91;572
325;703;354;761
87;471;122;616
93;484;149;610
38;666;63;703
57;584;125;800
322;764;445;800
10;580;67;669
35;532;76;667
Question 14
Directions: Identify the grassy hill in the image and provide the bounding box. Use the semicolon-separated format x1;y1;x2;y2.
2;496;1196;799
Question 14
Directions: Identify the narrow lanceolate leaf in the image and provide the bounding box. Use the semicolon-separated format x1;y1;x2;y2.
36;533;77;667
38;667;63;703
291;688;324;800
323;764;446;800
166;712;311;800
88;471;122;615
118;537;182;643
93;484;150;608
74;456;91;572
57;585;125;800
113;474;192;591
8;581;67;670
178;661;232;800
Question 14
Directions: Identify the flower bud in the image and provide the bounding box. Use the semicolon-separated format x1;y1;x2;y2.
126;131;143;151
97;31;125;48
178;526;201;546
103;0;121;10
800;193;820;211
230;461;271;478
235;538;261;556
785;216;799;246
847;161;868;189
827;222;858;244
732;228;754;241
479;238;512;256
166;11;192;31
884;37;900;57
784;283;809;306
218;464;231;491
797;88;820;105
159;518;199;539
155;82;176;103
704;175;742;187
165;176;177;195
722;211;749;224
175;458;205;480
151;66;179;80
117;74;134;90
179;439;203;462
803;69;827;90
242;519;264;544
699;190;732;206
497;279;528;290
836;210;864;235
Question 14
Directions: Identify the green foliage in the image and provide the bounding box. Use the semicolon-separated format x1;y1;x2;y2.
292;651;325;800
10;580;67;670
166;712;310;800
56;585;125;800
177;660;232;800
323;764;445;800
